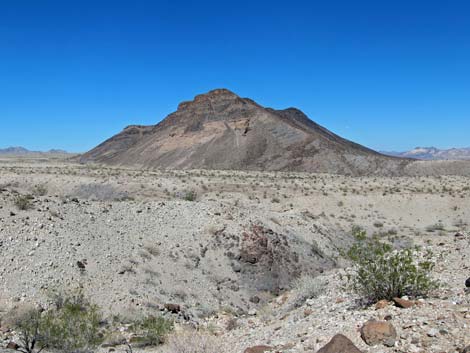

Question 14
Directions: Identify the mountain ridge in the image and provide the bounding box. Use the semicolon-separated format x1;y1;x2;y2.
382;146;470;160
0;146;70;155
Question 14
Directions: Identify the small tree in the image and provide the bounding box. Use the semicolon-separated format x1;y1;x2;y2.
9;307;47;353
346;226;438;303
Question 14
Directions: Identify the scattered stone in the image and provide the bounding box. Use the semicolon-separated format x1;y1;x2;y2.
164;303;181;313
393;297;415;309
317;334;362;353
460;345;470;353
248;309;257;316
360;319;397;347
304;308;313;317
427;328;439;337
375;299;390;309
76;260;86;270
243;345;273;353
6;342;19;350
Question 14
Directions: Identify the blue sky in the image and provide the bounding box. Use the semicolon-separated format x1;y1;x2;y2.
1;0;469;152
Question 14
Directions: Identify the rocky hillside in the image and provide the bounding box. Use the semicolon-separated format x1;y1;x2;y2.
79;89;411;176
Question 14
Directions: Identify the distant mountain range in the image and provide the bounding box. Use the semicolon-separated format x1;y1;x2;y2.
0;146;70;155
382;147;470;160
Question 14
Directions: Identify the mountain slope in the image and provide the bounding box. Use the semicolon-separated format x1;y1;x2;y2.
80;89;411;175
383;147;470;160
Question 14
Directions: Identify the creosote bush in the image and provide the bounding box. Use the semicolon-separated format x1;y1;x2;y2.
42;290;103;353
8;290;103;353
345;226;438;303
7;306;46;353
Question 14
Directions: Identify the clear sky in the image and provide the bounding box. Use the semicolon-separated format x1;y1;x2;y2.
1;0;469;152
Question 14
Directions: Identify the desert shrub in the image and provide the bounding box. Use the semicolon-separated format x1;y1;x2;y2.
163;330;218;353
129;315;173;346
6;306;47;353
14;194;33;210
183;190;197;201
41;290;103;353
288;275;326;308
346;227;437;303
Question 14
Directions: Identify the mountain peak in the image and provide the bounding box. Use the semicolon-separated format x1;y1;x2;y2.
177;88;241;112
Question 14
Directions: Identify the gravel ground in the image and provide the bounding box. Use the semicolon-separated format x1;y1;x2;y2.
0;159;469;352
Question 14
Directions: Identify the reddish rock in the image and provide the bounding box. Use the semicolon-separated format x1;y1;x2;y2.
393;297;415;308
375;299;391;309
317;334;362;353
360;320;397;347
244;345;273;353
6;342;19;350
164;303;181;313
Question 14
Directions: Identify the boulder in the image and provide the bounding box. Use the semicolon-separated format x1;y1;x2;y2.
360;319;397;347
317;334;362;353
465;277;470;288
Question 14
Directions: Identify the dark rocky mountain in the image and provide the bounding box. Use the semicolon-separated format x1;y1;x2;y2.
80;89;413;175
383;147;470;161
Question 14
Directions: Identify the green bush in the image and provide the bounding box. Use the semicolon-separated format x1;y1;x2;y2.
130;315;173;346
41;290;103;353
345;227;437;303
7;307;46;353
183;190;197;201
